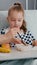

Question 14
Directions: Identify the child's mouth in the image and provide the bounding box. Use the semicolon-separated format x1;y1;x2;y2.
15;26;18;27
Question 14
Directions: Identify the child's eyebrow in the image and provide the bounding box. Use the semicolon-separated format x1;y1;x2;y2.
11;17;22;19
18;18;22;20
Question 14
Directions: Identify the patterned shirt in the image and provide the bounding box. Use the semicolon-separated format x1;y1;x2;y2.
0;28;35;46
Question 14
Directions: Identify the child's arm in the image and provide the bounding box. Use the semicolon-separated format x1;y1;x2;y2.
32;40;37;46
0;30;23;44
0;32;12;44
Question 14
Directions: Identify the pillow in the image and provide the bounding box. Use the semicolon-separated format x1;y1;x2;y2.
0;11;9;29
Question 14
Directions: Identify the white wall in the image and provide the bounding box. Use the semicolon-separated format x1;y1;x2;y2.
0;0;36;10
0;0;26;10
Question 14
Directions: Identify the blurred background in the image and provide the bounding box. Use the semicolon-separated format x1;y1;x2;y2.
0;0;37;10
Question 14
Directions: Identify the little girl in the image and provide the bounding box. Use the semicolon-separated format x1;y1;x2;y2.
0;2;37;65
0;2;37;48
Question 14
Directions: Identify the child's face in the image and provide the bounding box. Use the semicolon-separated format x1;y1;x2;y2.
8;10;24;28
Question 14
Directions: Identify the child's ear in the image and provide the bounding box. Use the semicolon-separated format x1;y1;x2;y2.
7;17;9;22
7;17;8;20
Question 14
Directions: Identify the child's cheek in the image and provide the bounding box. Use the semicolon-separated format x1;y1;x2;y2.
10;22;15;27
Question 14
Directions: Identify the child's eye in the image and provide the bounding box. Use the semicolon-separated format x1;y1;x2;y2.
11;20;15;21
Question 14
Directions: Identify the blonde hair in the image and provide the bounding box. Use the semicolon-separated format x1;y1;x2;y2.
8;2;27;33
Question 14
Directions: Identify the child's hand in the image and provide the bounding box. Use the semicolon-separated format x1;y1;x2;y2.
9;28;27;45
8;28;27;45
32;40;37;46
10;28;20;37
0;28;23;45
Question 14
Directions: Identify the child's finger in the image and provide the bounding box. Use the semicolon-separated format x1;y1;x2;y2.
14;39;22;44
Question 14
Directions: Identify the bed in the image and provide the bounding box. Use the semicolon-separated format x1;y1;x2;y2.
0;10;37;65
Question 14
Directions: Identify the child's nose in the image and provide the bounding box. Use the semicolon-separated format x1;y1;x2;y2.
15;21;18;25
